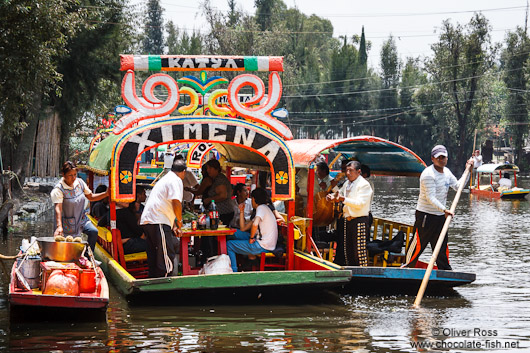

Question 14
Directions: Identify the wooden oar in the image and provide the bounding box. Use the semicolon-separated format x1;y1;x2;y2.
413;163;472;308
470;129;477;187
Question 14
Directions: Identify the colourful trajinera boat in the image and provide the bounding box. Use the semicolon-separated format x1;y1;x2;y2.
286;138;476;294
471;163;529;199
81;54;351;301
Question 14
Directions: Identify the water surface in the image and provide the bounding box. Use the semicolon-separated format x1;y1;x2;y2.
1;176;529;352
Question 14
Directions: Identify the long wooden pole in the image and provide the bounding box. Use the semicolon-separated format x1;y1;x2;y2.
413;164;472;308
470;129;477;187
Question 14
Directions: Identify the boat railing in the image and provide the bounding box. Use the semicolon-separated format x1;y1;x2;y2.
371;217;414;267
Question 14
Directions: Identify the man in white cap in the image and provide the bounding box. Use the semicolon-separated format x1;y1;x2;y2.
404;145;473;270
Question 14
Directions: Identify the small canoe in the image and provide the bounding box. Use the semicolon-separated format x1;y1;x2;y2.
8;256;109;311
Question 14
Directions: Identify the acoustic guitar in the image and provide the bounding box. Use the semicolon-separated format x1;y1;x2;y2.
312;173;345;227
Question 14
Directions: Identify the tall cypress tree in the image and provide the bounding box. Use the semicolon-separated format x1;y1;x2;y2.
359;26;368;68
143;0;164;54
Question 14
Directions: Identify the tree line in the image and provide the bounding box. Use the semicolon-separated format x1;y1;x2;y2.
1;0;529;186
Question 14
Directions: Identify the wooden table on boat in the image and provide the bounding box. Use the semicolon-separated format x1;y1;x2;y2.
179;227;236;275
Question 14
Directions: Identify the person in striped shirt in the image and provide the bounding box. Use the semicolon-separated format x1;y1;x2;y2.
404;145;473;270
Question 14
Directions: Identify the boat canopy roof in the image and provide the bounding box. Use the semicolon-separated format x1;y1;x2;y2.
476;163;520;174
85;134;273;175
286;136;426;176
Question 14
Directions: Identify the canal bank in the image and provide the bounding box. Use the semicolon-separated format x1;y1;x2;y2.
1;177;57;232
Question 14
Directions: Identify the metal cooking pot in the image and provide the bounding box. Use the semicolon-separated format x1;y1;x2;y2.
37;237;86;262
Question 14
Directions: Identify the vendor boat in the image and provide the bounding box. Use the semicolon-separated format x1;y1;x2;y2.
286;137;476;294
471;163;529;199
8;238;109;313
79;54;351;302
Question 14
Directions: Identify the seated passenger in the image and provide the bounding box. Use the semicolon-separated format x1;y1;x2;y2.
226;188;278;272
316;161;333;191
130;185;147;223
498;172;512;191
90;184;109;219
118;205;147;254
229;183;252;229
98;189;147;255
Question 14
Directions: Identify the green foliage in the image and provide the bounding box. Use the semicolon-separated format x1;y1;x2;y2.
0;0;86;141
424;13;496;167
166;21;203;55
501;27;530;165
254;0;287;31
142;0;164;54
53;0;133;140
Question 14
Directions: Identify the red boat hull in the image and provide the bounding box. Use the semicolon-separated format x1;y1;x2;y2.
9;262;109;310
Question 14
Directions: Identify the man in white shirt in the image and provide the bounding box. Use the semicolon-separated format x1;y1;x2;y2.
404;145;473;270
141;158;187;278
327;161;373;266
498;172;512;191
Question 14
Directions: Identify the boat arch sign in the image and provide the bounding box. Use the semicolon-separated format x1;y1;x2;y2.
111;117;295;202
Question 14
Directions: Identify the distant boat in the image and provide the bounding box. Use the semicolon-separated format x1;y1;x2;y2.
471;163;529;199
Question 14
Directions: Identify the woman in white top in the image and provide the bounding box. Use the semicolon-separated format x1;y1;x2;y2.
226;188;278;272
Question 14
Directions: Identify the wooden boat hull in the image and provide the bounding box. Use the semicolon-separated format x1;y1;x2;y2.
339;266;476;294
9;262;109;310
471;188;529;199
94;244;351;301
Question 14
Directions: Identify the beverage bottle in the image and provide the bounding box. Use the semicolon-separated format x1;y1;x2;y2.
209;200;219;230
198;205;206;230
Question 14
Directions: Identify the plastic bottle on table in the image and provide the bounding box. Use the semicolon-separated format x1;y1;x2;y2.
198;205;207;230
209;200;219;230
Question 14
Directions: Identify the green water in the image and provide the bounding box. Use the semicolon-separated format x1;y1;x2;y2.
1;176;529;352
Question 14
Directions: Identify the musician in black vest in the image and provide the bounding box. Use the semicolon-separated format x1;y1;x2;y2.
327;161;372;266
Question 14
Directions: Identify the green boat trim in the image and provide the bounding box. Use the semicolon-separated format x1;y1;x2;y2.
94;244;351;297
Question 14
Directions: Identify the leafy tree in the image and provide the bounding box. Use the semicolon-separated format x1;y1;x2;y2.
378;35;401;141
501;27;530;165
425;13;496;168
0;0;86;178
326;37;358;137
142;0;164;54
400;57;430;154
227;0;240;27
51;0;133;162
166;21;180;54
254;0;286;31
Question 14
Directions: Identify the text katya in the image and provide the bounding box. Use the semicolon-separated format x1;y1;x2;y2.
432;328;498;337
162;57;244;70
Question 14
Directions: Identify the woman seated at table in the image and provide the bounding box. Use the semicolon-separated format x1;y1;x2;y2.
226;188;278;272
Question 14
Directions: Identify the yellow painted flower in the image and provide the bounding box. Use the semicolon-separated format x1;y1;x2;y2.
275;171;288;185
120;170;132;184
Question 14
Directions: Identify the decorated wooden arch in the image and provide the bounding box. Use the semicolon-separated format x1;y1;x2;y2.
110;116;295;202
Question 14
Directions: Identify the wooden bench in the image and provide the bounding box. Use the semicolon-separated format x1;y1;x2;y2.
88;215;149;279
370;217;413;267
